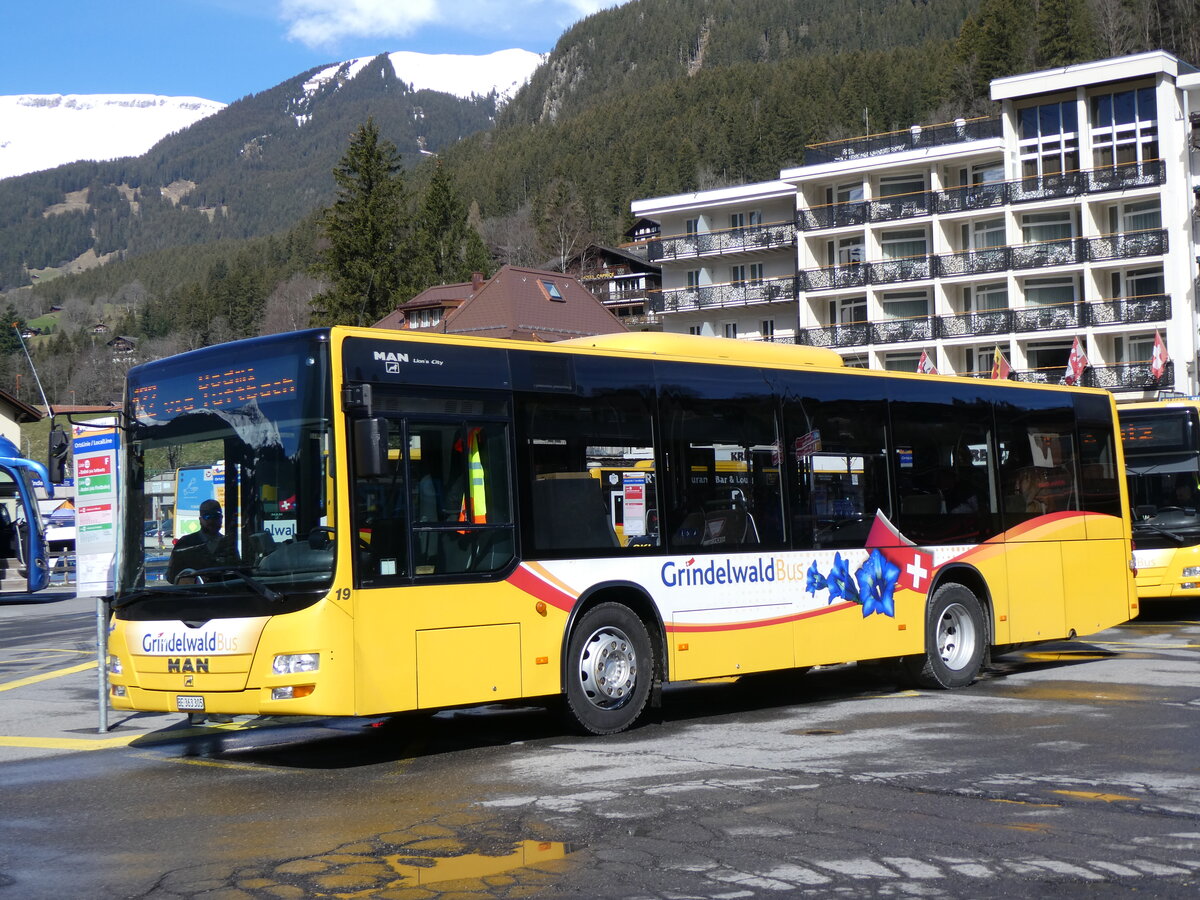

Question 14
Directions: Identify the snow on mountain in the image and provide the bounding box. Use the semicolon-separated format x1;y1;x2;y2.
0;94;225;181
300;48;544;108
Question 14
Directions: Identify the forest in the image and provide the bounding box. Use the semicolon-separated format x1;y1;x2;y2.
1;0;1199;407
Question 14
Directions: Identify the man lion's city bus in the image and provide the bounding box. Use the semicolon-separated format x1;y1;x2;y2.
107;328;1137;734
1120;398;1200;600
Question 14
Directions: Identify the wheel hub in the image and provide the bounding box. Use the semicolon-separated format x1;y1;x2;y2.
578;627;637;708
937;601;977;671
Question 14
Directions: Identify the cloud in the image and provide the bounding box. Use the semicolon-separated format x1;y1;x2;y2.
278;0;631;48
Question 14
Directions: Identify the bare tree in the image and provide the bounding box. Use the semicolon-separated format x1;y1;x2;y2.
260;274;321;335
482;206;542;268
533;178;593;273
1089;0;1136;56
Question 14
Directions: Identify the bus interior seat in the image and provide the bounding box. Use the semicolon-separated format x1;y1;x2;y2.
532;477;620;550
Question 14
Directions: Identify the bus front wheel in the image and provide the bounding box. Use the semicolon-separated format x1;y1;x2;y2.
904;583;986;689
565;603;654;735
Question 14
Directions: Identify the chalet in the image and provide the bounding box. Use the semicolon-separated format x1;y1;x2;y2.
564;243;661;331
106;336;137;355
375;266;627;341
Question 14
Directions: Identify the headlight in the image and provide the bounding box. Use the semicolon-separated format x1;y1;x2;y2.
1184;567;1200;577
107;655;123;675
273;653;319;675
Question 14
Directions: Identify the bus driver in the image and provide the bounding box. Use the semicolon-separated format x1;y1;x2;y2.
166;499;239;583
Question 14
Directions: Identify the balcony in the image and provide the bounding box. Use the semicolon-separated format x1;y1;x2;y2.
803;116;1002;165
798;230;1167;292
650;276;797;313
1083;360;1174;391
796;160;1166;232
797;295;1172;347
646;220;795;262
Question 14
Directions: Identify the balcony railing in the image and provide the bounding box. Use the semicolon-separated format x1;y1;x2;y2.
1083;360;1174;390
650;276;797;313
797;295;1172;347
803;116;1002;165
646;221;795;262
796;160;1165;231
798;229;1168;291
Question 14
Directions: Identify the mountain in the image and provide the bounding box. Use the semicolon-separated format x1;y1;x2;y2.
0;49;543;290
0;94;226;181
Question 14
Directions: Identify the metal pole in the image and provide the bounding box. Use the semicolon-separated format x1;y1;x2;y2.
96;596;108;733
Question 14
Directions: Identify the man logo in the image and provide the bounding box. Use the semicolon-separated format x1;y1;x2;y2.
184;675;194;687
386;361;400;374
167;658;210;674
374;350;409;374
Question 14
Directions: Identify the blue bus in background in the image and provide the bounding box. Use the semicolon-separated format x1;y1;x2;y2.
0;435;51;593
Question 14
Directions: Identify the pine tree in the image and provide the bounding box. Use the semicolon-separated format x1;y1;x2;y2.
311;119;415;327
415;159;492;286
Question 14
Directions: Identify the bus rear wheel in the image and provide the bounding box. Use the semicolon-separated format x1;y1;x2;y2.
904;583;986;689
565;603;654;735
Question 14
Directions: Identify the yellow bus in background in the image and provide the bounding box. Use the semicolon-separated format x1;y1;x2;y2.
1119;398;1200;599
107;328;1137;734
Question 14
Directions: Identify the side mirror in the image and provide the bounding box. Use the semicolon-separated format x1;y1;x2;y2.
48;425;69;484
353;417;390;478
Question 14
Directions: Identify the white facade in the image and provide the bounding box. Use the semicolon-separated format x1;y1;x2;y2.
632;51;1200;397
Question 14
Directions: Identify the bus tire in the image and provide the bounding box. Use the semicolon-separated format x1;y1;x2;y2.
904;583;986;689
565;603;654;735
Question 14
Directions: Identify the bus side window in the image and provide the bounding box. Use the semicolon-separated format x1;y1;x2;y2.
517;391;654;556
782;383;889;551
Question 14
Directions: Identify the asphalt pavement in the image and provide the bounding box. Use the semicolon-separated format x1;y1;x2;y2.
0;589;189;762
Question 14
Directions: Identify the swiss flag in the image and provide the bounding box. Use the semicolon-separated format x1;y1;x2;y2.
279;495;296;512
865;512;935;595
1151;330;1169;380
1063;336;1088;386
917;350;938;375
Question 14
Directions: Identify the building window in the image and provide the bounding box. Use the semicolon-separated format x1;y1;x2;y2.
964;283;1008;313
1111;267;1164;299
827;182;864;205
688;324;703;336
1115;333;1155;364
539;280;565;301
1027;340;1073;381
749;263;764;284
723;322;738;339
829;296;867;325
1108;199;1161;234
884;351;922;372
761;319;775;341
966;345;1006;376
730;212;746;232
748;210;763;227
1023;276;1077;307
685;218;699;236
1021;210;1073;243
881;228;927;259
878;173;925;198
962;217;1005;250
1091;87;1158;167
730;265;746;285
686;270;701;289
958;160;1005;185
1018;99;1079;178
843;353;869;368
831;237;864;267
881;290;929;320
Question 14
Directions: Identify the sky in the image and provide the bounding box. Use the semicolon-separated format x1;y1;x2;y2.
1;0;631;104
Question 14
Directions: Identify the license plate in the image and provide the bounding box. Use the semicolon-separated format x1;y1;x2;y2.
176;695;205;711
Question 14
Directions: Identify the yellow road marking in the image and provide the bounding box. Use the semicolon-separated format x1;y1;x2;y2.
0;661;97;692
127;751;282;772
0;733;138;750
1052;789;1138;803
1089;641;1200;649
989;798;1058;807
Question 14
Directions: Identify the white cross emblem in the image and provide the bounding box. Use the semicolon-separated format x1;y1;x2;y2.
906;552;929;590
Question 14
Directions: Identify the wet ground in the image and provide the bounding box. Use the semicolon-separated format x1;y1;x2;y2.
2;595;1200;897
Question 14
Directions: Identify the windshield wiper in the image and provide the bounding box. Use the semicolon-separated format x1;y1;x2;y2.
183;566;285;603
1132;521;1187;543
111;586;209;609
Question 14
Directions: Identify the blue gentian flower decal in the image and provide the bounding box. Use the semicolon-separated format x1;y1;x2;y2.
825;552;859;605
856;549;900;618
806;560;827;597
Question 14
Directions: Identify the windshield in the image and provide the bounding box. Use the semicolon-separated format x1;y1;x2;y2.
117;331;334;613
1121;406;1200;546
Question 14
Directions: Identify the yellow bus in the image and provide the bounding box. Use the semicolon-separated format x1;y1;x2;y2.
107;328;1137;734
1119;398;1200;599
